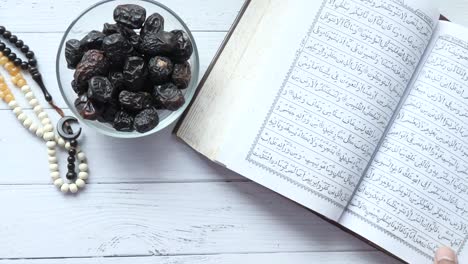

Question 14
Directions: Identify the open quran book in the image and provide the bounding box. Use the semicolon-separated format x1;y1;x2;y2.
175;0;468;262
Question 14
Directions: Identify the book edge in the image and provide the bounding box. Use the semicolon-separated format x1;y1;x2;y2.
173;0;253;135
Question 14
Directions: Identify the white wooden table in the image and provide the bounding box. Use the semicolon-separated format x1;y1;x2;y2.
0;1;466;263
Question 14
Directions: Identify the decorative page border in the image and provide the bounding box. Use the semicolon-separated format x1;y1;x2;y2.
435;34;468;256
244;0;344;210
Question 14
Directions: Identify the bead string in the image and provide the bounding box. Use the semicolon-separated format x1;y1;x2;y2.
0;52;89;194
0;26;64;116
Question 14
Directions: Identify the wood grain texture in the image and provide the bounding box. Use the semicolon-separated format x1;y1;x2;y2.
439;0;468;25
0;0;466;263
0;0;245;32
0;182;373;258
0;252;400;264
0;110;241;184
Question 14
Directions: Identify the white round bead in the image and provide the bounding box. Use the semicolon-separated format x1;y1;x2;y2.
29;123;38;133
47;149;56;156
78;163;88;172
78;172;88;180
21;85;31;93
61;183;70;193
23;118;32;128
50;172;60;180
25;92;34;100
17;113;27;122
46;141;57;149
57;138;66;147
38;112;48;120
44;132;55;141
8;100;18;109
13;107;22;116
69;184;78;193
65;142;71;150
75;179;86;188
29;99;39;107
33;105;43;114
54;178;64;187
41;118;51;126
77;152;86;162
48;156;57;163
36;128;44;138
43;124;53;133
49;163;59;172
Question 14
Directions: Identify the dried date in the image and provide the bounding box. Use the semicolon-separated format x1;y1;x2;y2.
108;71;126;92
140;13;164;38
148;56;173;84
172;61;191;89
114;4;146;29
119;90;153;112
87;76;116;104
123;56;147;91
139;31;175;56
102;33;133;65
75;94;99;120
153;83;185;111
74;50;110;88
79;30;105;51
113;110;134;131
65;39;83;69
71;79;87;94
97;103;119;124
134;107;159;133
171;30;193;62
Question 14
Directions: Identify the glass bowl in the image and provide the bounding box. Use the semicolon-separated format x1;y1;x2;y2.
56;0;199;138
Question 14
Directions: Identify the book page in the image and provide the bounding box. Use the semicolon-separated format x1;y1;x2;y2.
213;0;439;221
340;21;468;263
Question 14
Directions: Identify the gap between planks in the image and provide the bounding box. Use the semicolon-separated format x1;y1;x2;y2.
0;251;401;264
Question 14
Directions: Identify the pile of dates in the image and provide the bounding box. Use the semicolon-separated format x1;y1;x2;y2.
65;4;193;133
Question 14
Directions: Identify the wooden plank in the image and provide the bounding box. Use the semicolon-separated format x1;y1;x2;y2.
0;31;226;110
440;0;468;25
0;252;401;264
0;182;373;259
0;0;244;32
0;109;241;184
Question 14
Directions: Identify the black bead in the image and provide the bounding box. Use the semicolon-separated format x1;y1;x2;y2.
2;48;10;56
68;149;76;156
70;139;78;147
20;45;29;53
3;31;11;38
66;172;77;180
0;26;5;34
67;163;75;170
20;61;29;70
67;156;75;163
8;35;17;43
7;53;16;61
26;51;34;58
0;42;4;51
28;58;37;66
13;58;22;66
15;40;23;48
